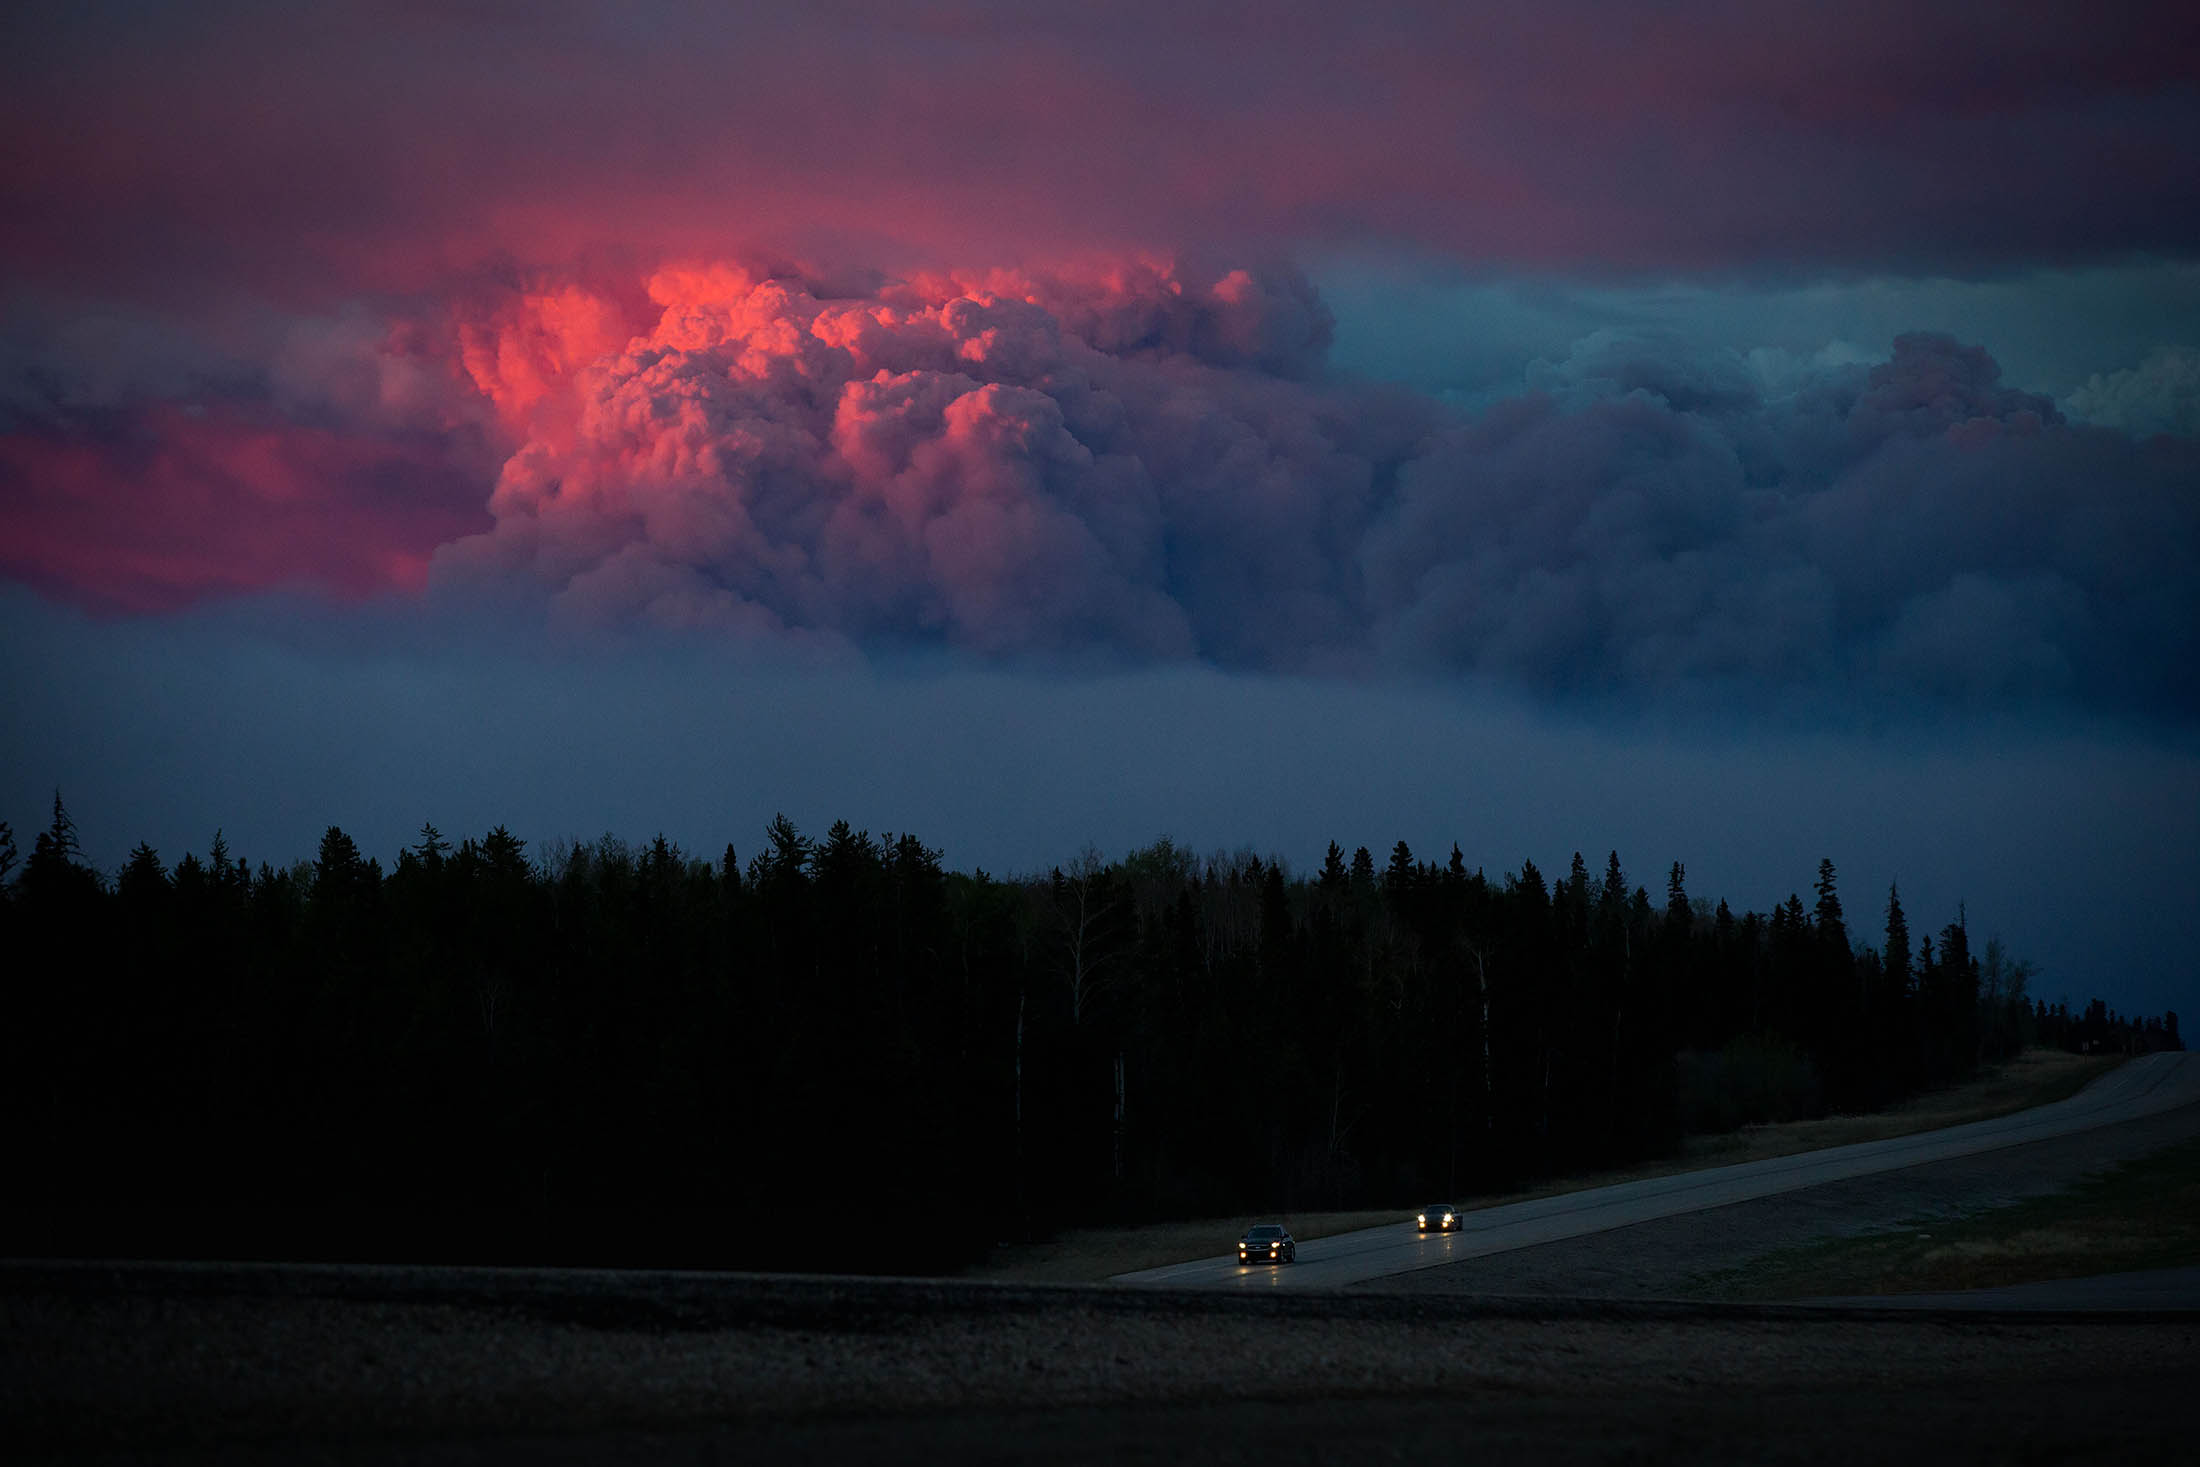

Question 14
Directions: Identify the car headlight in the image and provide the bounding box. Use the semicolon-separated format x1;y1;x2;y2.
1443;1212;1455;1223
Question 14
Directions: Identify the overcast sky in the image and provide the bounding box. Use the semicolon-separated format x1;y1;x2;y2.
3;1;2195;1024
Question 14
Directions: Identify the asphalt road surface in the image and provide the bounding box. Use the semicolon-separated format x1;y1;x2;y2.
1367;1090;2200;1305
1117;1051;2200;1290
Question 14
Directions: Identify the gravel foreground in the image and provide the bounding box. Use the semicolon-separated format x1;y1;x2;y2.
6;1263;2198;1464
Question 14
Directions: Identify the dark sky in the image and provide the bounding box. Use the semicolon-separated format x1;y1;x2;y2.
3;1;2196;1024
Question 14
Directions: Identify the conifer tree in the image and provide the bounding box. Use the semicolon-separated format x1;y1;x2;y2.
207;829;232;887
25;794;101;905
1383;840;1416;899
43;792;80;864
1319;841;1347;891
1599;851;1627;916
470;826;522;880
1664;862;1690;933
751;813;813;889
1813;858;1850;960
314;826;365;894
1348;846;1375;893
1516;858;1547;905
118;842;167;901
1884;883;1912;995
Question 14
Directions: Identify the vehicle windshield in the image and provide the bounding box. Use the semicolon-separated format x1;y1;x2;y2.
1247;1226;1285;1239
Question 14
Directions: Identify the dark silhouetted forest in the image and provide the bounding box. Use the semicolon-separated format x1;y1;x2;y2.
1;798;2180;1271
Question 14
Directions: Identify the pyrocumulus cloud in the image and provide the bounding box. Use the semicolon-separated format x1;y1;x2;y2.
428;264;2199;717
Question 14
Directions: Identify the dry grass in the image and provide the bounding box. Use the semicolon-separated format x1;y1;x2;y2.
1698;1133;2200;1300
966;1049;2125;1284
1674;1048;2120;1168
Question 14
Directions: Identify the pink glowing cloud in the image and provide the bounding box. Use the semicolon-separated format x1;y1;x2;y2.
409;262;2197;716
2;3;2195;713
0;407;491;613
1;252;2193;714
431;258;1388;656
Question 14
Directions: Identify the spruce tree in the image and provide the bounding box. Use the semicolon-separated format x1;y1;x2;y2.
1598;851;1627;919
477;826;527;881
43;792;81;864
25;794;101;905
1349;845;1375;894
1383;840;1416;899
118;842;167;900
1665;862;1690;933
1884;883;1912;995
1813;858;1851;961
313;826;366;897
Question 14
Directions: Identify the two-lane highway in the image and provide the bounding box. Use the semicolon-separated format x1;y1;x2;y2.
1116;1051;2200;1290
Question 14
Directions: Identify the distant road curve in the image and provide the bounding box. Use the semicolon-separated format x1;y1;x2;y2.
1115;1052;2200;1291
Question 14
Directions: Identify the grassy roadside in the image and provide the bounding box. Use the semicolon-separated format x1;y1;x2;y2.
1693;1133;2200;1300
967;1049;2125;1284
1672;1047;2119;1168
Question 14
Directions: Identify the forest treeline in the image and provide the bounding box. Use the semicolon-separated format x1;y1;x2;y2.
0;798;2181;1271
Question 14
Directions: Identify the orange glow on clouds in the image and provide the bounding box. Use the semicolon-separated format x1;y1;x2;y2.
416;255;1362;653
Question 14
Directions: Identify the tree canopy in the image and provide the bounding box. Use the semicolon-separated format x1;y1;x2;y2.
0;797;2178;1271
